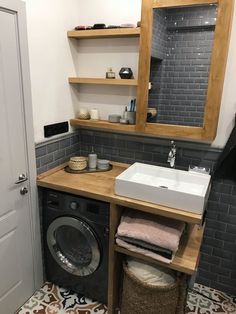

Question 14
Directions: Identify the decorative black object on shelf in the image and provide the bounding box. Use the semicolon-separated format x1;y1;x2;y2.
119;67;133;79
92;23;106;29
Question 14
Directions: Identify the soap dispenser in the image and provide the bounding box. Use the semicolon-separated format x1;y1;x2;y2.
88;147;97;169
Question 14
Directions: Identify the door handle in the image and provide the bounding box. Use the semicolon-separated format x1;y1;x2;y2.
15;174;28;184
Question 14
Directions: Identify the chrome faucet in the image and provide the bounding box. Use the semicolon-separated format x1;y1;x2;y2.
167;140;176;168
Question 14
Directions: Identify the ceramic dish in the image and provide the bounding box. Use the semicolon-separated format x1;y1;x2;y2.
108;114;122;123
97;159;110;170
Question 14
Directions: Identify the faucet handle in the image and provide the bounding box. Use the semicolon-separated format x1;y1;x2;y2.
170;140;176;150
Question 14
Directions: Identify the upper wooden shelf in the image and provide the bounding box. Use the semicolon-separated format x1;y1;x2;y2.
67;28;141;39
68;77;138;86
115;223;204;275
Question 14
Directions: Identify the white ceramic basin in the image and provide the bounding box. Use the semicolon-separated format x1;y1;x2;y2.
115;162;211;214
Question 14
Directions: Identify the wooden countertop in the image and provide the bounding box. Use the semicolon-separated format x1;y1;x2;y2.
37;162;204;275
37;162;203;224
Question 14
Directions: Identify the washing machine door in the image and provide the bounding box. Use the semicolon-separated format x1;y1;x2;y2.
47;216;100;276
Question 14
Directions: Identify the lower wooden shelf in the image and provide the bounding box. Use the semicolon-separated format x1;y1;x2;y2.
68;77;138;86
114;223;205;275
67;28;141;39
70;118;136;132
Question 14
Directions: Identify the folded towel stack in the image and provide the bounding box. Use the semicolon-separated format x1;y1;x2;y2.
116;210;185;264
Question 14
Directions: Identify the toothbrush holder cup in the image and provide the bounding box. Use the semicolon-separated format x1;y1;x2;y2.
127;112;136;125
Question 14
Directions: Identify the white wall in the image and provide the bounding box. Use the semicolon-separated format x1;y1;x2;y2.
212;5;236;147
24;0;81;142
24;0;236;147
69;0;141;125
24;0;141;143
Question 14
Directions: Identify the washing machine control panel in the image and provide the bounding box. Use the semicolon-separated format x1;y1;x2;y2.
47;192;60;209
46;189;109;224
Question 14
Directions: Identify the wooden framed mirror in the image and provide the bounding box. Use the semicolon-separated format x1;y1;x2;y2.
135;0;234;141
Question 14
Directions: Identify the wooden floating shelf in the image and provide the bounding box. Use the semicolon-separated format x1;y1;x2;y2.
67;27;141;39
115;224;205;275
70;119;136;132
68;77;138;86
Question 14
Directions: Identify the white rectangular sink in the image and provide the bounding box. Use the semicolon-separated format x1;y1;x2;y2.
115;162;211;214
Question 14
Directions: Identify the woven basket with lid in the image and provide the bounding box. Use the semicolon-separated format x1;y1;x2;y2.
120;261;187;314
68;156;87;171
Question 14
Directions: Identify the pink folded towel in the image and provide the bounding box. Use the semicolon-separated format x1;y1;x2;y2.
116;210;185;253
116;238;173;264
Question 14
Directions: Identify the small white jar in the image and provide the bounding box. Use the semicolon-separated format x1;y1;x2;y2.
90;108;99;120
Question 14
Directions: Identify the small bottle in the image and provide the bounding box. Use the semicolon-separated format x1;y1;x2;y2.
123;106;128;120
106;67;115;79
88;147;97;169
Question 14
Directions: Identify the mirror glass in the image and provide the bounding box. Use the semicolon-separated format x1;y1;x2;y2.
148;4;217;127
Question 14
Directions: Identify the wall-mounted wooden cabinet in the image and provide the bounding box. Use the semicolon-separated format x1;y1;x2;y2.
69;0;234;142
136;0;234;142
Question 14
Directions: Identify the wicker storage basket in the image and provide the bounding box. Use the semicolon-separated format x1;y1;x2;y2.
68;156;87;171
120;261;187;314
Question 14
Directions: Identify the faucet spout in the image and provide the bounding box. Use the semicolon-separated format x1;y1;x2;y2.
170;156;175;168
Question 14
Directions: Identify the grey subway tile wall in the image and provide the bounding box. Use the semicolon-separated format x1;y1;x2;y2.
36;132;80;174
152;9;168;60
36;129;236;295
149;5;217;126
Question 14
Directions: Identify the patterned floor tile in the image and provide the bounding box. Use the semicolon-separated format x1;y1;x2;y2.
15;298;48;314
186;284;236;314
16;282;236;314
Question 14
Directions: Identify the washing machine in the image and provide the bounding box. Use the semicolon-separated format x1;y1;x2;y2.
42;188;109;304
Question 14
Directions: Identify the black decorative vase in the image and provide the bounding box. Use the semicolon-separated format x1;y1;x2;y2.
119;67;133;79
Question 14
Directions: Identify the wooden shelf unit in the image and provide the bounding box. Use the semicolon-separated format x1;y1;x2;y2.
67;27;141;39
114;224;204;275
68;77;138;86
37;163;205;314
68;27;139;134
70;119;136;132
108;203;204;313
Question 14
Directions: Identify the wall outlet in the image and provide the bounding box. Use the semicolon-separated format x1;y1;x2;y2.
44;121;69;138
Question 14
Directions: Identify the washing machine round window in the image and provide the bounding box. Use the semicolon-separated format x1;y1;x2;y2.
47;216;100;277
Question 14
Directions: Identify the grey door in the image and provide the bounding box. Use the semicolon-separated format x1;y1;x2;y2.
0;3;36;313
